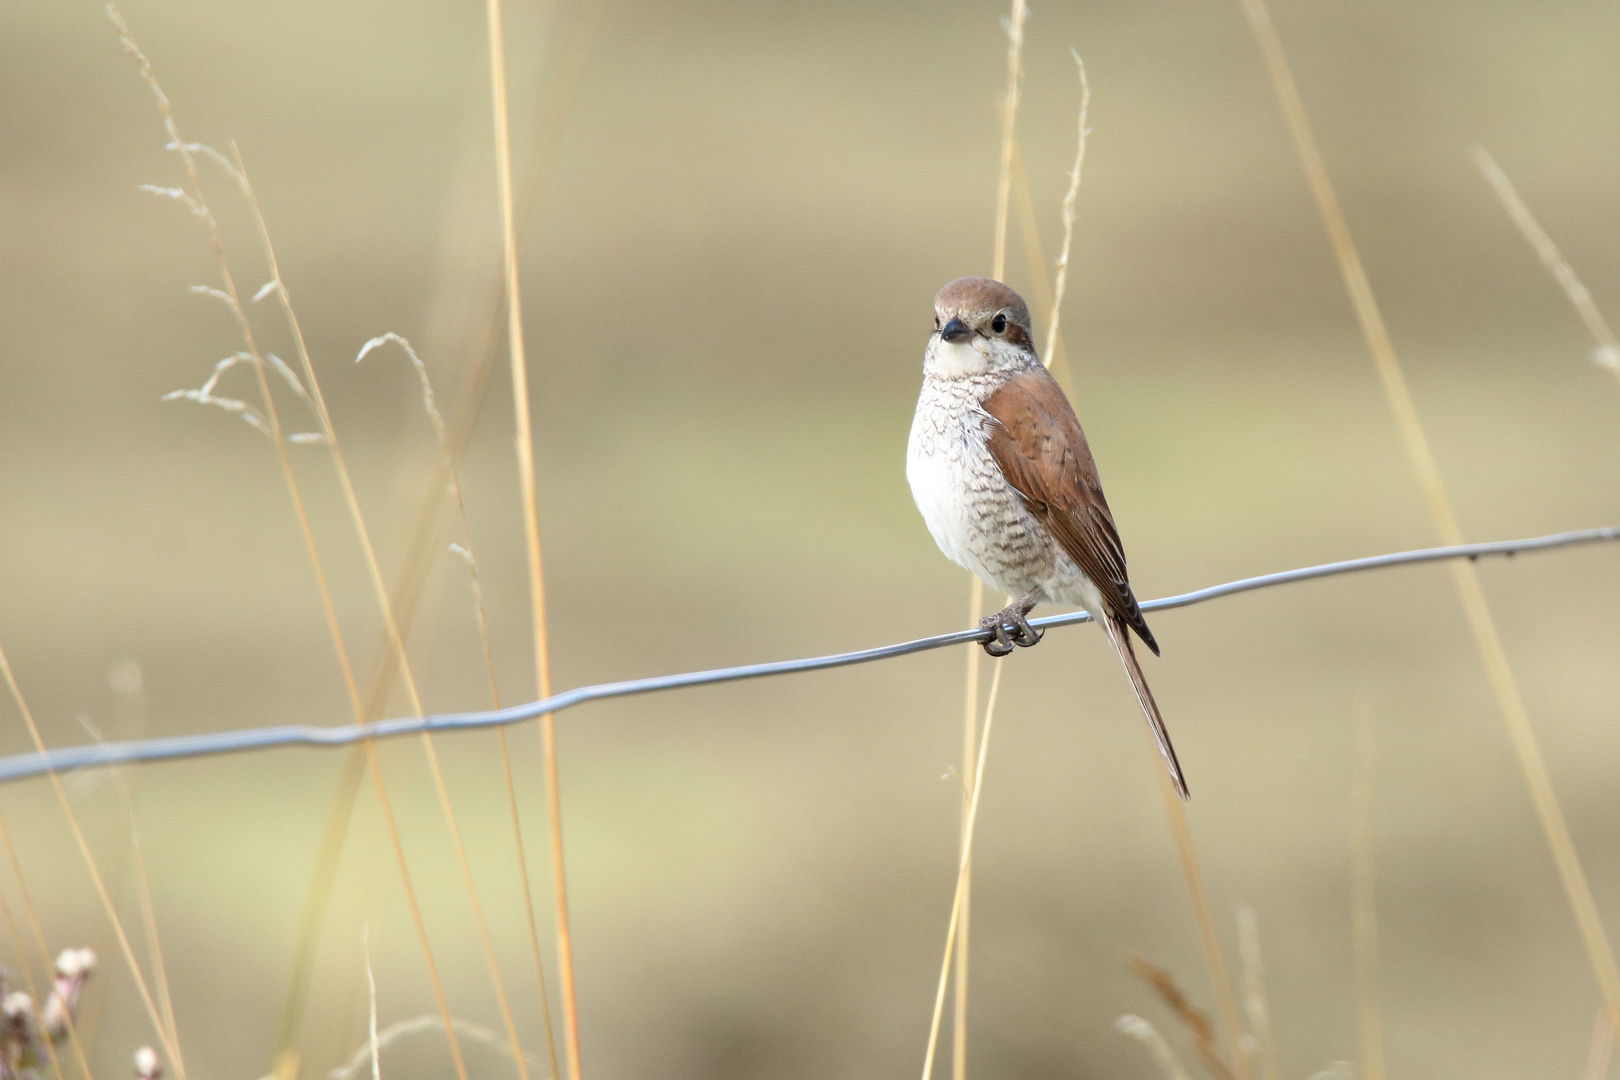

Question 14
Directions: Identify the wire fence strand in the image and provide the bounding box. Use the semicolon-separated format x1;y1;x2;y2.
0;525;1613;786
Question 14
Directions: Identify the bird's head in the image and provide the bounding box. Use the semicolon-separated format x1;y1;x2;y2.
924;276;1038;380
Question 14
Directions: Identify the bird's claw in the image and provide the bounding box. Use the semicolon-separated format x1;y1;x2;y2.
978;609;1042;657
982;624;1015;657
1006;614;1043;648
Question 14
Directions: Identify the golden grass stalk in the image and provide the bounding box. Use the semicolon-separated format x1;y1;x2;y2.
991;0;1029;280
1351;705;1384;1080
233;155;531;1080
1472;148;1620;385
1010;148;1066;383
105;757;184;1072
106;8;473;1074
364;927;380;1080
483;0;582;1076
359;745;470;1080
1152;764;1249;1080
170;53;543;1080
68;686;181;1072
1583;1007;1613;1080
0;644;183;1079
415;750;533;1080
1239;0;1620;1043
924;659;1005;1080
1235;907;1279;1080
361;333;562;1080
954;584;983;1080
1042;53;1090;368
0;823;76;1080
1127;952;1233;1080
951;6;1029;1073
275;0;607;1053
1015;80;1244;1066
136;859;178;1061
1037;55;1251;1076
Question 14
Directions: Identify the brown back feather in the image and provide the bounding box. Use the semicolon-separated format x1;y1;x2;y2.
981;368;1159;655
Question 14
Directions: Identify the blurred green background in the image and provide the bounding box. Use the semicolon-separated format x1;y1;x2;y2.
2;0;1620;1077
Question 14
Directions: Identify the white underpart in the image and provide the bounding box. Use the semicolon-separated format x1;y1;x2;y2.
925;337;990;380
907;334;1109;622
905;411;979;572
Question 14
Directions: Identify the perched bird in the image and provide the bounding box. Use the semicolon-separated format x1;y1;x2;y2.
905;276;1187;798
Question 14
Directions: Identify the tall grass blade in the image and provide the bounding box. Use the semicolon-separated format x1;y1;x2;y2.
1239;0;1620;1043
0;823;75;1080
1351;704;1384;1080
105;7;474;1072
952;6;1028;1073
483;0;582;1075
1152;765;1249;1080
1472;148;1620;386
923;660;1005;1080
1236;907;1280;1080
0;644;184;1079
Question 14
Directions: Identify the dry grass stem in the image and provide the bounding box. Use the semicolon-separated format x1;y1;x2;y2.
1152;760;1249;1080
953;587;979;1080
0;834;72;1080
364;928;380;1080
331;1016;548;1080
1042;52;1089;367
130;801;181;1069
924;659;1004;1080
1351;705;1384;1080
274;0;606;1045
483;0;581;1074
951;6;1028;1072
76;711;185;1075
0;644;183;1079
1009;147;1073;388
261;305;533;1080
1116;1014;1196;1080
361;330;562;1080
162;354;273;435
991;0;1029;279
411;738;533;1080
1235;908;1279;1080
108;6;479;1072
951;64;1088;1077
1010;155;1056;350
359;744;470;1080
276;755;366;1067
492;728;559;1080
236;92;534;1080
1472;148;1620;382
1127;953;1233;1080
1239;0;1620;1042
1584;1006;1614;1080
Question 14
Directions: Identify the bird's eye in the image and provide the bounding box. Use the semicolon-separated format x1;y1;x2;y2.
991;313;1007;333
934;315;941;330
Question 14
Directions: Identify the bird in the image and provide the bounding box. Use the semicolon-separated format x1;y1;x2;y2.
905;276;1188;798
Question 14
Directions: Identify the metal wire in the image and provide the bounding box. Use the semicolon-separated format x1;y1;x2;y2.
1;526;1614;786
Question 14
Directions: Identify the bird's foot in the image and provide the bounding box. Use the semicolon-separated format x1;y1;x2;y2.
978;605;1043;657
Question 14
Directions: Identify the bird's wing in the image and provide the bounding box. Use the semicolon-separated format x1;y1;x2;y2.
981;367;1159;655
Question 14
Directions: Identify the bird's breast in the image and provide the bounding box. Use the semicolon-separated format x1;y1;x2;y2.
907;377;1052;594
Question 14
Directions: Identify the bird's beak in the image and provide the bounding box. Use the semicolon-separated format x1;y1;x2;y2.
940;316;972;344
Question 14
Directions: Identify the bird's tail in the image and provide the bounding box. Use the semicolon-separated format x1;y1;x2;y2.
1102;614;1189;800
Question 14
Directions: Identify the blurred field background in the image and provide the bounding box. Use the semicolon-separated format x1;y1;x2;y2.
3;0;1620;1077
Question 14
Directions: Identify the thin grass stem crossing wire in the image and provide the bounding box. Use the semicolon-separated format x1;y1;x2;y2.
0;526;1611;786
1239;0;1620;1043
